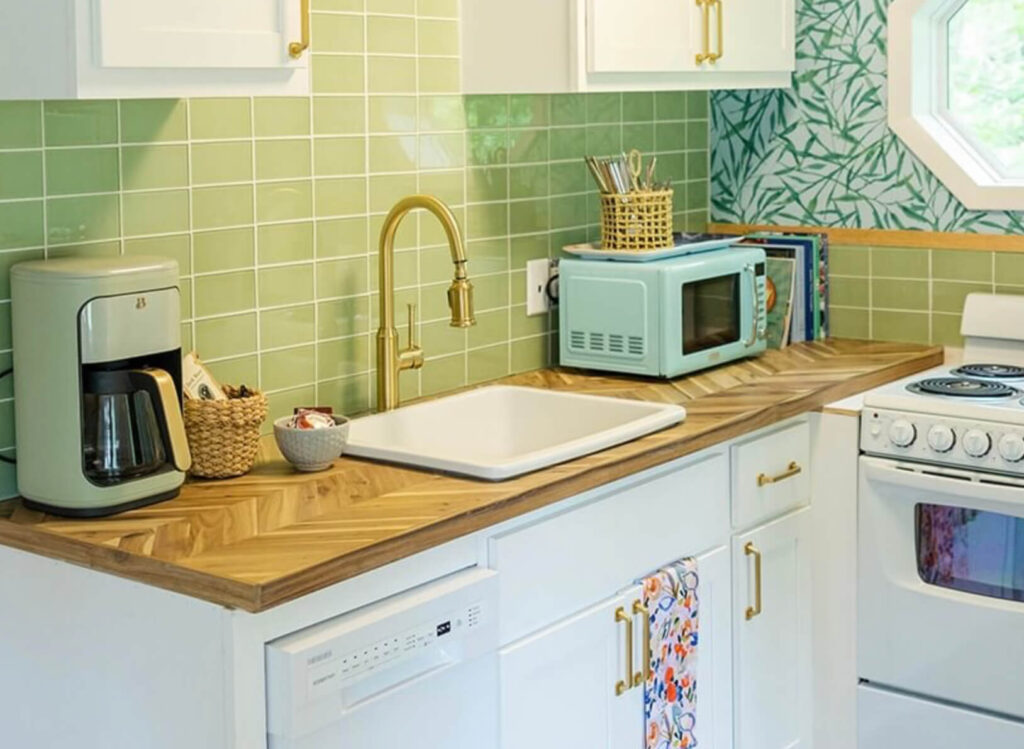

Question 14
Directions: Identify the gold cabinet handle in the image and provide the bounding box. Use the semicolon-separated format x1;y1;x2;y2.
744;542;763;620
757;461;802;487
708;0;724;63
632;599;650;687
695;0;712;65
289;0;311;58
614;606;634;696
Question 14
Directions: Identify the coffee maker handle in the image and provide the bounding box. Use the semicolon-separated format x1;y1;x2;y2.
130;368;193;473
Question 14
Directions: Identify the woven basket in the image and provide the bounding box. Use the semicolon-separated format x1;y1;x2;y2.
600;188;674;251
183;387;268;479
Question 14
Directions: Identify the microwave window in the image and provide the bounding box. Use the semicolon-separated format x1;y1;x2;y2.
681;274;740;355
916;503;1024;603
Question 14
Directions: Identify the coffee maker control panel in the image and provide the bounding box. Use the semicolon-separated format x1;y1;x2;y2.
80;287;180;364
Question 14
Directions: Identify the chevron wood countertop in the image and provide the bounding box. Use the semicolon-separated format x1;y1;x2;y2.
0;339;941;612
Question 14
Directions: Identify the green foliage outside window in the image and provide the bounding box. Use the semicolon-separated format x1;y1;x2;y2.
948;0;1024;176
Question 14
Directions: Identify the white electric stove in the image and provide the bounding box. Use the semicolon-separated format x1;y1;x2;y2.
861;362;1024;475
857;293;1024;749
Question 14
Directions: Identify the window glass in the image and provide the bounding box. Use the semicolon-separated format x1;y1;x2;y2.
917;503;1024;602
947;0;1024;177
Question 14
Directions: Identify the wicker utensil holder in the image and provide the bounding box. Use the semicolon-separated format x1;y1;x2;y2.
600;188;674;250
183;387;268;479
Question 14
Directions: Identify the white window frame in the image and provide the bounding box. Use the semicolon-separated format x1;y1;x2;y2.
889;0;1024;210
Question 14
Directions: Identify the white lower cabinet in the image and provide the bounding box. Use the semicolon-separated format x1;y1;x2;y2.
499;585;644;749
732;507;813;749
498;546;734;749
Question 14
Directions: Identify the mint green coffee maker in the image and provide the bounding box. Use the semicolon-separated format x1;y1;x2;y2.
11;256;192;517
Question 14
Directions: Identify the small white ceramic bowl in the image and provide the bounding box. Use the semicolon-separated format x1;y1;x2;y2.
273;414;350;472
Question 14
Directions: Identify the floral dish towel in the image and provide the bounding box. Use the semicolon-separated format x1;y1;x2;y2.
641;557;699;749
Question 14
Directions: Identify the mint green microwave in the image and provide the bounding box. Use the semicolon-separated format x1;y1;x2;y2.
559;247;768;377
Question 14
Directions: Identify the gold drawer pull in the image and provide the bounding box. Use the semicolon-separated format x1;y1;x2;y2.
289;0;311;58
695;0;712;65
744;542;763;620
615;606;634;696
708;0;724;63
757;461;802;487
632;599;650;687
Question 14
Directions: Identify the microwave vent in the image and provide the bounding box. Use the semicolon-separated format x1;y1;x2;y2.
568;329;644;358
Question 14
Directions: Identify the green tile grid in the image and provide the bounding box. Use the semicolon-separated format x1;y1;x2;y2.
828;245;1024;348
0;7;712;496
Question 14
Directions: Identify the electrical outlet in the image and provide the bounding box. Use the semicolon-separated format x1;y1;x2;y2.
526;259;556;316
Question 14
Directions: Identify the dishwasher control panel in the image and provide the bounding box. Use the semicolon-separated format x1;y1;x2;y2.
305;599;486;700
266;568;499;740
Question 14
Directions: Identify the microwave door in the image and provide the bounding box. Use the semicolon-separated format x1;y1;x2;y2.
680;271;742;356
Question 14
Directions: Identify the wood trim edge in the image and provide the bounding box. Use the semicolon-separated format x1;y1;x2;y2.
707;223;1024;253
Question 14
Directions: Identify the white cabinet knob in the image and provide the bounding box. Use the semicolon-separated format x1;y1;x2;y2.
888;419;917;448
998;433;1024;463
927;425;956;453
963;429;992;458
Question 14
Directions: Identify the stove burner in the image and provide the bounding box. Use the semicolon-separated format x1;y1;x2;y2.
953;363;1024;380
907;377;1020;399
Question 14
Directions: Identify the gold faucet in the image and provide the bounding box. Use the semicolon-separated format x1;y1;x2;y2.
376;195;475;412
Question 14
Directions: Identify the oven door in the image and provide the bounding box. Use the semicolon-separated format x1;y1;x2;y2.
859;456;1024;718
662;261;760;375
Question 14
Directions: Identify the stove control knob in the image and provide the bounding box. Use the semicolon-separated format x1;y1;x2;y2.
927;425;956;453
888;419;917;448
963;429;992;458
998;434;1024;463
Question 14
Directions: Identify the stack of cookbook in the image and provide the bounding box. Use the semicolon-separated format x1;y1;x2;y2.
738;232;830;350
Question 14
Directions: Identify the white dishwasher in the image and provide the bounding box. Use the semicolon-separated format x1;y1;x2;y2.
266;568;499;749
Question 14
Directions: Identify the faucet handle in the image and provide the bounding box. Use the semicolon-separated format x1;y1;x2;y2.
405;302;420;350
399;302;424;371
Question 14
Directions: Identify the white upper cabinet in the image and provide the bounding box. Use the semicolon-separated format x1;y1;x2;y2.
462;0;794;93
586;0;699;74
0;0;309;99
711;0;795;73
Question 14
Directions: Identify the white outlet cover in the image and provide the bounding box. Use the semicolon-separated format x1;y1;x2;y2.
526;259;551;316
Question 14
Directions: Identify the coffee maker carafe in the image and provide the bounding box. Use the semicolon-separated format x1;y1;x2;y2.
11;256;192;516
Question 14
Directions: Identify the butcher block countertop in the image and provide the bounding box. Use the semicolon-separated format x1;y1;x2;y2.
0;339;941;612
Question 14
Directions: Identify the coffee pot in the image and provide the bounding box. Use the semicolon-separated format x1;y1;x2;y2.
11;256;191;516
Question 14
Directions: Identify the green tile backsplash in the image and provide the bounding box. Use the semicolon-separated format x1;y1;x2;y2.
829;246;1020;347
0;3;710;496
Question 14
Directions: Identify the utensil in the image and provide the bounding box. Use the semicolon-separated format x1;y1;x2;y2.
627;149;643;191
585;156;610;193
645;157;657;190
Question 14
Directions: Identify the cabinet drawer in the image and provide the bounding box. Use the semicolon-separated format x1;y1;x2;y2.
490;452;729;645
731;419;810;529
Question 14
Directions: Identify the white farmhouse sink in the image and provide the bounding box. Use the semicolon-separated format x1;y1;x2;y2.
345;385;686;480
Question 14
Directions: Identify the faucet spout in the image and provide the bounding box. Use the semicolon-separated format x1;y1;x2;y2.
376;195;475;412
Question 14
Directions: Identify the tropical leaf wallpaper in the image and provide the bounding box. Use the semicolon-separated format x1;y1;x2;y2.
710;0;1024;233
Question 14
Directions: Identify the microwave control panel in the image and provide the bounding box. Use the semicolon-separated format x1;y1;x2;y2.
754;261;767;341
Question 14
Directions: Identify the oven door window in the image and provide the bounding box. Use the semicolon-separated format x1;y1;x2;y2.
916;503;1024;602
681;274;740;355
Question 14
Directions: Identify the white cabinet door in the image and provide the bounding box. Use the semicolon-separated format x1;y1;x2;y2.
692;545;734;749
90;0;301;69
499;586;644;749
732;508;812;749
587;0;699;73
703;0;794;73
